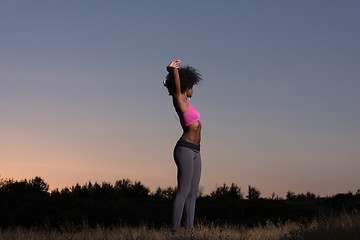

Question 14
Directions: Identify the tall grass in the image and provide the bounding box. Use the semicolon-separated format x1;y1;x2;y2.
0;211;359;240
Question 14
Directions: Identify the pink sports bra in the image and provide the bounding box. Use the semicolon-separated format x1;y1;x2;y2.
179;99;200;128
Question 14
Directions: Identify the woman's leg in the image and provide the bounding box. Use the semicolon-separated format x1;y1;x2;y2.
184;151;201;231
171;147;195;231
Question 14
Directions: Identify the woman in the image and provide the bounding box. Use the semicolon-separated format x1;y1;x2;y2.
164;59;203;238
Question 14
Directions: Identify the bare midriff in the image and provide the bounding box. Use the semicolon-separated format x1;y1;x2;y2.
180;120;201;146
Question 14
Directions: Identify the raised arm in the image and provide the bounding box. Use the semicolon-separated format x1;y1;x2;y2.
167;59;182;101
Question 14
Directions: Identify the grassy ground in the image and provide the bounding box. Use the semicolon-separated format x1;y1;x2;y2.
0;212;359;240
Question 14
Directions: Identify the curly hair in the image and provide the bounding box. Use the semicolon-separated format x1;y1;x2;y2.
164;66;202;95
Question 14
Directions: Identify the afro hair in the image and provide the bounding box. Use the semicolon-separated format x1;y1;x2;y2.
164;66;202;96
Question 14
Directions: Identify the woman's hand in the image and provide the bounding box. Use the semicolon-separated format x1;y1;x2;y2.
167;59;181;72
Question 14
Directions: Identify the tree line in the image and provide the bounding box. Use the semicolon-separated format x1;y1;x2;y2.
0;176;359;228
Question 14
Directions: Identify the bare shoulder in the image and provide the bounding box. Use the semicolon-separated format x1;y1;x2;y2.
172;95;189;114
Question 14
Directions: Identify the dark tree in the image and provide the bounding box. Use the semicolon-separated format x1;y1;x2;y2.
247;185;261;200
210;183;243;199
306;192;316;200
153;186;177;199
286;191;296;200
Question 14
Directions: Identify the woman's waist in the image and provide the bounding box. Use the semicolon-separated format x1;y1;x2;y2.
180;130;200;144
176;139;200;152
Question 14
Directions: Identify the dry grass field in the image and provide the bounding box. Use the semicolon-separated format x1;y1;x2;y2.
0;211;359;240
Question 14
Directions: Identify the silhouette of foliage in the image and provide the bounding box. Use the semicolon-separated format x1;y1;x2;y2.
115;179;150;198
152;186;177;199
210;183;243;199
306;191;316;200
270;192;283;200
0;177;359;228
286;191;296;200
287;190;318;201
0;177;49;226
247;185;261;200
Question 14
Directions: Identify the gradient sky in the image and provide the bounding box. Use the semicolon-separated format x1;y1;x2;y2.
1;1;359;198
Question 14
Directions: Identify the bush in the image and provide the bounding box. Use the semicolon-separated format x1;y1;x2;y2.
210;183;243;199
247;185;261;200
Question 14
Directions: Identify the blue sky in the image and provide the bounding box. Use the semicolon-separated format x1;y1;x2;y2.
1;1;359;197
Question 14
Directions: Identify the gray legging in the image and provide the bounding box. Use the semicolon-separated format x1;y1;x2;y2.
171;142;202;231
